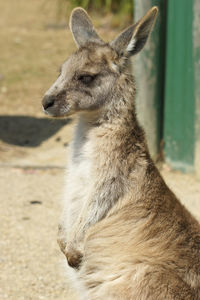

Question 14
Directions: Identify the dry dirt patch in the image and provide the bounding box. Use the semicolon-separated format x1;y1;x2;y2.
0;167;78;300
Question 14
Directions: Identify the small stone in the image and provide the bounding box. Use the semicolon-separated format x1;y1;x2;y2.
30;200;42;205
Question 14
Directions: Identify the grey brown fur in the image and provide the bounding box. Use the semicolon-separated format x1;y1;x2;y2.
42;7;200;299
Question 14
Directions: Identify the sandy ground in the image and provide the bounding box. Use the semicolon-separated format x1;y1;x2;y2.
0;166;77;300
0;1;200;299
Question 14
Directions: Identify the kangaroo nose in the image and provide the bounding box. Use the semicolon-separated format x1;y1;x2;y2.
42;96;55;110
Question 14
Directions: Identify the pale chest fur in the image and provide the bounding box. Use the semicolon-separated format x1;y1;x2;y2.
63;119;94;233
62;120;95;298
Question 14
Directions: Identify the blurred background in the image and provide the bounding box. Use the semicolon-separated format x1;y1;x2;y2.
0;0;199;299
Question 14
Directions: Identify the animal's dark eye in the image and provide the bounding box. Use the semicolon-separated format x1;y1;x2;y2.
78;74;95;84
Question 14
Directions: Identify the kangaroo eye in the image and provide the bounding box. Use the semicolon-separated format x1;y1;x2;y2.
78;74;95;84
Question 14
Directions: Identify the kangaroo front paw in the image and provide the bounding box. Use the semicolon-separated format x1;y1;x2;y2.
57;224;83;269
65;247;83;269
57;234;83;269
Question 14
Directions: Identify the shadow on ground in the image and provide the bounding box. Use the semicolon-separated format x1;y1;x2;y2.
0;115;71;147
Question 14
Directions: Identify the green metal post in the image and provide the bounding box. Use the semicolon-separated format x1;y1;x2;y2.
164;0;195;172
193;0;200;178
134;0;166;159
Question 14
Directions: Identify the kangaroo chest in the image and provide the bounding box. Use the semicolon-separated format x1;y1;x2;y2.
64;132;93;223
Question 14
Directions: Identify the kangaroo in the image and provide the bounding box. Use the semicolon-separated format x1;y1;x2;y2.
42;7;200;299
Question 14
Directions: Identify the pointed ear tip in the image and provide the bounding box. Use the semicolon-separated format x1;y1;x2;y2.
69;7;89;29
150;6;159;16
141;6;158;23
71;6;87;13
70;7;88;20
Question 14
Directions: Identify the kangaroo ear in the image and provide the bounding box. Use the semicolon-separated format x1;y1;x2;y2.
110;7;158;57
70;7;103;48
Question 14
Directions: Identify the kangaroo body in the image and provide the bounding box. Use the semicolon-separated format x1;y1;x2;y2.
42;7;200;299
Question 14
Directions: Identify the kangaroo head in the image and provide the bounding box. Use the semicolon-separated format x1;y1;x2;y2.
42;7;158;118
